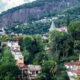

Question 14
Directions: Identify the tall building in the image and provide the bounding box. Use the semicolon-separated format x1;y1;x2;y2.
49;21;67;32
49;21;56;32
0;28;5;36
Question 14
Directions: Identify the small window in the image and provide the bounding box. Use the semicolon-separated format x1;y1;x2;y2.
20;58;22;60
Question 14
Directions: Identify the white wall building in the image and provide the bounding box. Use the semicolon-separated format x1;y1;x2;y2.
0;28;5;36
65;61;80;80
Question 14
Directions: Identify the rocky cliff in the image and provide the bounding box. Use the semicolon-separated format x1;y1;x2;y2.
0;0;79;27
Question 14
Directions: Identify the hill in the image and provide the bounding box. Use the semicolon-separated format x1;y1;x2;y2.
0;0;80;28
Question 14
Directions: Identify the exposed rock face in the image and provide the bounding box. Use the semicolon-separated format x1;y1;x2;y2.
0;0;79;27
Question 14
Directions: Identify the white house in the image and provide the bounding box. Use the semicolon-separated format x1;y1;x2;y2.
27;65;41;80
65;61;80;80
18;64;41;80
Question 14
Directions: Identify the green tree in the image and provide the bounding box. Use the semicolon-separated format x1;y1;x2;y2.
22;50;29;64
68;21;80;40
41;60;57;80
49;30;73;61
19;35;44;64
68;21;80;60
0;63;21;80
0;46;15;64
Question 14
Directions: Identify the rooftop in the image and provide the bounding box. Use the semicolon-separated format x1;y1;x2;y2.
12;49;21;52
72;70;80;75
17;63;28;70
28;65;41;71
18;64;41;71
65;61;80;66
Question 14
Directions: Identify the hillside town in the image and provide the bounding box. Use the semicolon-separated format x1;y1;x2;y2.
0;0;80;80
7;40;41;80
0;21;80;80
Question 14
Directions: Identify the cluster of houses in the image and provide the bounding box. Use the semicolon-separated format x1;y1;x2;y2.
43;21;80;80
7;40;41;80
48;21;80;80
1;21;79;80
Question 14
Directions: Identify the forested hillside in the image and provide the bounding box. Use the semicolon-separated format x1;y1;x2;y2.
0;0;80;27
1;0;80;34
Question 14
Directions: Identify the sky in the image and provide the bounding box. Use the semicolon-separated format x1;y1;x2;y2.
0;0;36;13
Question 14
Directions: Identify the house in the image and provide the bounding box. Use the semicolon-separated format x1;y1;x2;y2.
65;61;80;80
11;49;24;64
18;64;41;80
27;65;41;80
7;41;20;50
57;27;67;32
65;61;80;70
11;44;20;51
7;41;24;64
7;41;19;47
7;40;41;80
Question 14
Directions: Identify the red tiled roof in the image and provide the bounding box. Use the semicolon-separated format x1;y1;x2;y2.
27;65;41;71
12;49;21;52
72;70;80;75
65;61;80;66
17;63;28;70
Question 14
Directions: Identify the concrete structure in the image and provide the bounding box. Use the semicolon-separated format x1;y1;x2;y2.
18;63;41;80
65;61;80;80
7;41;41;80
27;65;41;80
11;49;24;64
0;28;5;36
7;41;24;64
49;21;56;32
7;40;41;80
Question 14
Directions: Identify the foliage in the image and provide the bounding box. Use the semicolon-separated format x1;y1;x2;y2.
32;51;48;65
68;21;80;40
68;21;80;59
41;60;57;80
0;63;21;80
76;76;80;80
0;46;15;64
49;30;73;61
56;71;69;80
22;50;29;64
19;35;45;64
6;22;51;35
